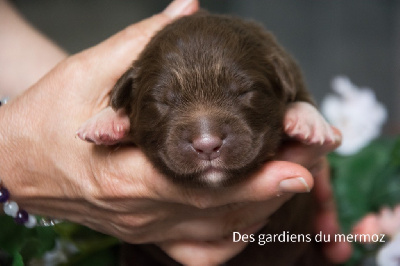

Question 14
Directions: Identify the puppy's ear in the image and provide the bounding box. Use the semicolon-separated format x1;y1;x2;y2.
110;66;137;113
269;54;298;102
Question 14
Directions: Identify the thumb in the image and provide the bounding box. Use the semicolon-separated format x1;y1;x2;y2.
87;0;199;77
154;160;314;209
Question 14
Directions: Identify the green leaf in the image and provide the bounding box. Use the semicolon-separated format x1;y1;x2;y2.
11;252;23;266
0;215;57;265
329;136;400;266
0;216;30;254
62;245;119;266
330;138;398;232
54;222;120;265
389;136;400;167
34;226;58;254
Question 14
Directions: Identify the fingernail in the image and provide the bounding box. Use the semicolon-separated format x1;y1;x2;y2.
279;177;310;193
164;0;194;19
331;126;342;142
335;132;342;142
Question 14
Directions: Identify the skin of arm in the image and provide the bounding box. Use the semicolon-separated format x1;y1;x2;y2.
0;0;67;98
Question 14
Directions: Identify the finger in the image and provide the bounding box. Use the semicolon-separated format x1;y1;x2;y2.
312;158;340;239
312;158;333;203
160;202;276;242
160;239;248;266
159;221;264;265
232;161;313;202
100;0;199;53
81;0;200;83
323;240;353;264
312;157;353;263
151;160;313;209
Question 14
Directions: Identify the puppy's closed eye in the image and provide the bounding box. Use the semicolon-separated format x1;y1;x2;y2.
238;89;256;102
237;87;272;107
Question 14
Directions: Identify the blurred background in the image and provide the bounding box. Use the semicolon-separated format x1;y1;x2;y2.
11;0;400;134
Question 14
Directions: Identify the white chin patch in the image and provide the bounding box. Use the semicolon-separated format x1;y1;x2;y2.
200;169;226;187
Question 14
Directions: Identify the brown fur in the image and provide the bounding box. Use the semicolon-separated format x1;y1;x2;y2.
112;11;328;266
111;11;313;186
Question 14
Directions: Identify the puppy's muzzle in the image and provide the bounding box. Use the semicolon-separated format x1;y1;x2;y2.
191;133;223;161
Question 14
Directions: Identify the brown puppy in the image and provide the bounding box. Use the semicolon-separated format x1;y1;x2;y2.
77;11;335;265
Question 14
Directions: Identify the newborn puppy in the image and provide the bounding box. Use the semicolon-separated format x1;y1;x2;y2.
77;11;334;265
77;11;334;187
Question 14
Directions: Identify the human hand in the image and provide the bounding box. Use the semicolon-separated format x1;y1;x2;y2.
0;0;348;265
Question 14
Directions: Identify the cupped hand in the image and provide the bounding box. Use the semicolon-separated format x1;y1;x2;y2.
0;0;349;265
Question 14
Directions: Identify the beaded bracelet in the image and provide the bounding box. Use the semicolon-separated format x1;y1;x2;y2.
0;179;37;227
0;97;8;106
0;97;61;227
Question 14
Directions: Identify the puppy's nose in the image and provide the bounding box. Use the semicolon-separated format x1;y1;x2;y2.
192;134;223;160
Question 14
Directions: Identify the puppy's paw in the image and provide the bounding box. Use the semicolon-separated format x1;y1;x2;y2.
76;106;130;145
284;102;337;145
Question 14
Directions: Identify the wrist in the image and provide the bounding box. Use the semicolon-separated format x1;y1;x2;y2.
0;98;63;227
0;94;75;204
0;100;23;198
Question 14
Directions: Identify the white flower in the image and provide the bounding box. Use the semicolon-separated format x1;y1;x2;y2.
377;233;400;266
42;239;79;266
321;76;387;155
